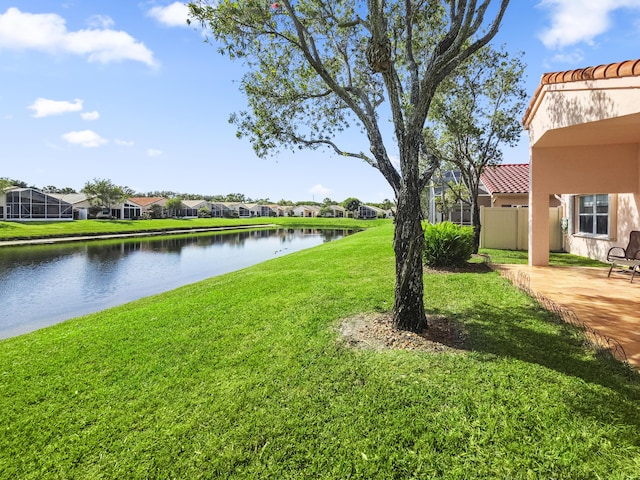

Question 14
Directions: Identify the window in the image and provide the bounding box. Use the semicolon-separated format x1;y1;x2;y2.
578;194;608;236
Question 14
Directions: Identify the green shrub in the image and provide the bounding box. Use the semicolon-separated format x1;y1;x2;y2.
423;221;474;268
198;207;212;218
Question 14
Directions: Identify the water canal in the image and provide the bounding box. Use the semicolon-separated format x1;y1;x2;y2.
0;228;351;339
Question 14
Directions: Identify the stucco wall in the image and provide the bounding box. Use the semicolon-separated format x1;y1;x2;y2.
491;194;561;208
491;194;527;207
563;193;640;261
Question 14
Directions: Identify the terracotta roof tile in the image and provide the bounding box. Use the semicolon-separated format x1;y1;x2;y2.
128;197;165;207
523;58;640;127
480;164;529;195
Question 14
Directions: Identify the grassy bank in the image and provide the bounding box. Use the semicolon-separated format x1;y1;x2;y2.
1;224;638;478
0;217;387;242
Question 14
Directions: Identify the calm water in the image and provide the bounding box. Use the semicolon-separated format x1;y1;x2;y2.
0;228;350;339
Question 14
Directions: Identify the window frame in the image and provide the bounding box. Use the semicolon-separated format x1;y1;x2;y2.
575;194;611;239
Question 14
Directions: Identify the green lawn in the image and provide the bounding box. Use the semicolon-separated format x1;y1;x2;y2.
480;247;610;267
1;224;638;479
0;217;388;241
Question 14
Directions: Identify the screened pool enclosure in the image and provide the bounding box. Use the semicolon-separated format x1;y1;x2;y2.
2;188;73;221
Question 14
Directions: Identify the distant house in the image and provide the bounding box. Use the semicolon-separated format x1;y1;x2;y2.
428;170;486;225
429;165;560;225
118;200;143;219
180;199;209;218
128;197;166;218
0;187;73;221
49;193;143;219
292;205;321;217
480;164;560;208
358;205;386;219
277;205;293;217
246;203;277;217
220;202;251;218
324;205;346;218
49;193;93;219
209;202;225;218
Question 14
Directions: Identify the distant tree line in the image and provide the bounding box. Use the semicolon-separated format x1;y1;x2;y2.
0;177;394;210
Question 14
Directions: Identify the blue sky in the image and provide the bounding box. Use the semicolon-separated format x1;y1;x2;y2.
2;1;640;203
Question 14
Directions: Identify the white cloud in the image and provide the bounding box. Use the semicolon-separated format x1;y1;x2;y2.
546;49;585;66
147;148;163;157
87;14;114;29
0;7;157;67
81;110;100;120
147;2;191;27
115;138;135;147
538;0;640;48
309;184;331;196
61;129;107;147
29;97;83;118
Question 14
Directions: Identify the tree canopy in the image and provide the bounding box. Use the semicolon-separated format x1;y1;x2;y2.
164;197;185;217
81;178;132;213
424;45;527;252
188;0;510;331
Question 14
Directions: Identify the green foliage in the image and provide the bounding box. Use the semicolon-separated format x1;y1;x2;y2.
318;205;333;217
424;45;528;252
0;177;12;193
0;224;638;478
342;197;361;213
148;204;164;219
423;221;474;267
0;177;29;188
81;178;131;210
87;205;105;218
188;0;511;329
164;197;184;217
480;248;610;267
197;207;212;218
41;185;77;194
425;46;527;165
433;179;470;217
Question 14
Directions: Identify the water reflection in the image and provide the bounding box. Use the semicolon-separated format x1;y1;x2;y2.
0;228;351;339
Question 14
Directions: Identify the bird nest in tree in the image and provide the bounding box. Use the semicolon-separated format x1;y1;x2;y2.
366;38;391;73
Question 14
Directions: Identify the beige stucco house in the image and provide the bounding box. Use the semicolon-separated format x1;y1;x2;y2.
293;205;321;217
523;59;640;266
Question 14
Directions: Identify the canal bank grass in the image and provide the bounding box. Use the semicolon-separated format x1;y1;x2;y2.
1;225;639;479
0;217;387;242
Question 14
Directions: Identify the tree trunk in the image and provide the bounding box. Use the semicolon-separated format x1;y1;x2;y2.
392;186;427;332
470;197;481;254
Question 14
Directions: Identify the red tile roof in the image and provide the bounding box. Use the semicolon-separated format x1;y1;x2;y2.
128;197;165;207
480;164;529;195
523;58;640;127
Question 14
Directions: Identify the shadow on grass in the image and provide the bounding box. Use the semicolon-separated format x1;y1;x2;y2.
433;301;640;434
433;299;640;388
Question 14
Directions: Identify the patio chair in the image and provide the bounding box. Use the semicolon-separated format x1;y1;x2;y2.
607;230;640;283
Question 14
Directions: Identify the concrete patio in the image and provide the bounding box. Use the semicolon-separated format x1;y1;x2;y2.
497;264;640;369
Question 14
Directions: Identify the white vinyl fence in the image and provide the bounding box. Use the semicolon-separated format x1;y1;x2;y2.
479;206;563;251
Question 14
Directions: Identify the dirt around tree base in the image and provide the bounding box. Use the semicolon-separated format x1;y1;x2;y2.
338;312;468;354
